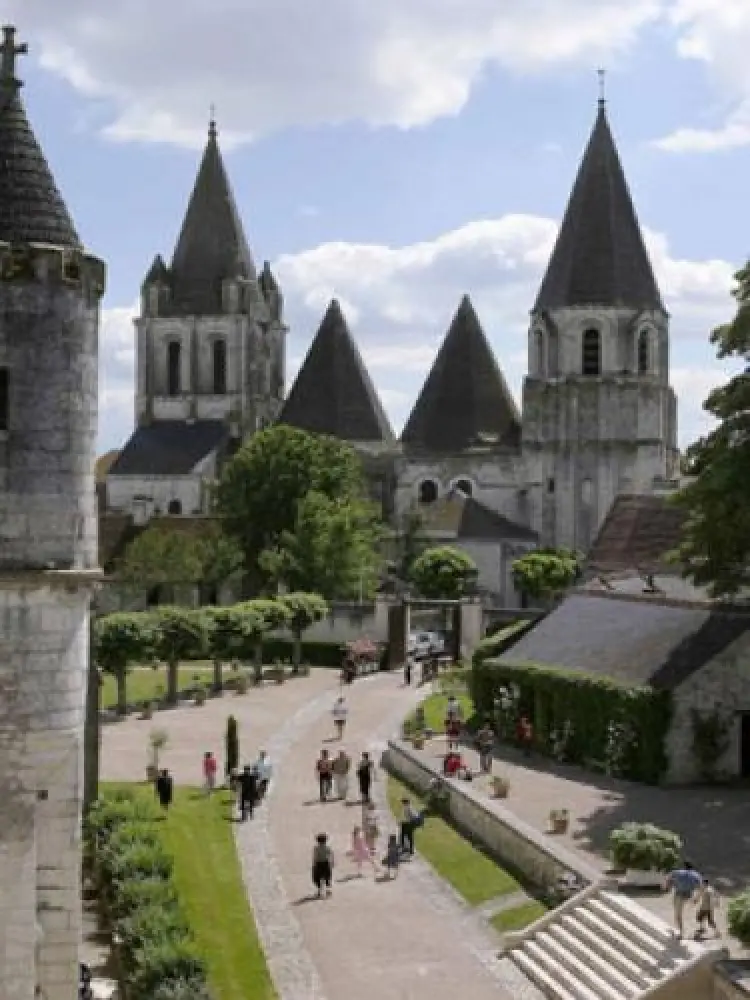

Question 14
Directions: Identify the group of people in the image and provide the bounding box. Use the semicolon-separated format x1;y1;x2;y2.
666;860;720;939
232;750;273;820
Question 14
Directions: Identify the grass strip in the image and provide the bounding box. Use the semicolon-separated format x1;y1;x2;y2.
490;900;548;934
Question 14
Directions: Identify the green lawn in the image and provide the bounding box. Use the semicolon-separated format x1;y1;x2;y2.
490;900;548;934
386;775;519;906
112;783;275;1000
409;691;476;733
100;664;218;710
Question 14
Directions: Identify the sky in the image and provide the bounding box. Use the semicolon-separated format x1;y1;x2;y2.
3;0;749;454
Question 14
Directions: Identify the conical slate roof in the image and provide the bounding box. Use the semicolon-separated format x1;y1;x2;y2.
278;299;394;443
142;253;169;287
401;295;521;453
534;102;663;312
169;119;255;315
0;29;80;248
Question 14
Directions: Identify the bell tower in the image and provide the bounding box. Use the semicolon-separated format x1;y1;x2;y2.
522;97;678;551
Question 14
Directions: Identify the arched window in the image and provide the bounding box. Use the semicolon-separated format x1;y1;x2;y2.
452;478;473;497
582;328;601;376
418;480;438;504
212;339;227;394
637;329;650;374
167;341;181;396
0;367;8;431
534;330;545;377
167;499;182;515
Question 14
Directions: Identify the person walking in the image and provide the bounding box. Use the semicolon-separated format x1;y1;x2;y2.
254;750;272;800
404;657;412;686
316;748;333;802
399;797;420;856
695;878;720;938
239;764;258;821
362;800;379;858
332;748;351;801
477;721;495;774
332;696;348;740
202;751;217;794
516;715;533;757
445;695;463;750
312;833;334;898
383;833;401;879
356;751;374;803
348;825;376;877
665;860;703;939
155;768;173;811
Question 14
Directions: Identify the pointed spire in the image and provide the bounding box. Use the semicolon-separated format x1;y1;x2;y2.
401;295;521;453
0;26;80;248
533;102;663;313
278;299;394;443
168;117;255;315
142;253;169;287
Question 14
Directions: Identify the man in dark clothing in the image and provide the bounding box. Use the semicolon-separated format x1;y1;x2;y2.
155;769;173;811
239;765;259;821
356;751;374;803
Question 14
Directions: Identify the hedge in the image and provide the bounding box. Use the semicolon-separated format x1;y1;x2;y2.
469;658;672;784
474;619;536;663
261;638;345;667
86;789;209;1000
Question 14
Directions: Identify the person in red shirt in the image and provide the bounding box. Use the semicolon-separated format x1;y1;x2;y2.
203;750;218;794
516;716;533;757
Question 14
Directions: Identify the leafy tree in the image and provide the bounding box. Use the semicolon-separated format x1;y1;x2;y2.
511;548;580;602
260;491;382;600
94;613;154;716
672;262;750;597
117;524;204;598
151;608;210;705
230;599;290;673
409;545;478;600
392;504;427;582
204;603;264;690
216;425;373;590
278;592;329;671
195;522;244;602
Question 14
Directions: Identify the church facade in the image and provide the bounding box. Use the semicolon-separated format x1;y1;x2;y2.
105;99;679;585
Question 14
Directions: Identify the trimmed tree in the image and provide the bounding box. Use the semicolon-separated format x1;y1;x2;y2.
511;548;580;603
278;592;329;672
410;545;478;599
94;613;154;716
151;607;210;706
225;716;239;779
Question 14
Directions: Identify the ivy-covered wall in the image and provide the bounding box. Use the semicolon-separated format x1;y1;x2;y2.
470;658;673;784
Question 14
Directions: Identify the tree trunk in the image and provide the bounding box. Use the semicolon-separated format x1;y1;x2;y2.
292;632;302;674
212;658;223;693
83;620;100;816
166;659;179;705
116;670;128;716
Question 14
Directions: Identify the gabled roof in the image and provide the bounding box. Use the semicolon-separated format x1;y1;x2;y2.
586;494;685;573
534;102;663;313
278;299;394;443
400;295;521;453
108;420;229;476
0;35;81;248
422;491;538;542
168;119;255;315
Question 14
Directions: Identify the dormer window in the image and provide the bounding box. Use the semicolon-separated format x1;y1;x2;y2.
167;341;181;396
637;329;650;374
452;478;473;498
418;480;438;504
212;339;227;394
0;367;8;431
582;329;601;376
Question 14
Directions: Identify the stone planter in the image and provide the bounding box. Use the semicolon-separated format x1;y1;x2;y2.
491;775;510;798
412;734;425;750
624;869;666;889
548;809;570;834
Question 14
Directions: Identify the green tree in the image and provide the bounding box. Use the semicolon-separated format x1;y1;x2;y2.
216;425;373;590
204;603;263;690
511;548;580;602
672;262;750;597
278;592;329;671
117;524;204;599
260;491;382;599
93;613;154;716
151;608;210;705
394;504;427;582
225;715;239;779
409;545;478;599
195;522;244;602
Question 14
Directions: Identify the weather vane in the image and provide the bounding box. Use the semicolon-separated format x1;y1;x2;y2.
597;68;606;105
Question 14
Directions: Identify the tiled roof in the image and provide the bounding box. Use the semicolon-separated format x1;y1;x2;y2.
108;420;229;476
401;295;522;453
498;591;750;690
0;50;81;248
534;103;663;312
422;491;538;542
278;299;394;443
586;494;685;572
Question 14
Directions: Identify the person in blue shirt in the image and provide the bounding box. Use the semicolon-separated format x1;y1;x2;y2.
665;860;703;938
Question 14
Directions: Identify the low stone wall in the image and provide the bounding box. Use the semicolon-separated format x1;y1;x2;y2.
384;738;601;893
715;961;750;1000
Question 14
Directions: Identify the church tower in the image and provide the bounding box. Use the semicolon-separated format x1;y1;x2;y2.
135;117;285;437
521;97;678;551
0;26;106;1000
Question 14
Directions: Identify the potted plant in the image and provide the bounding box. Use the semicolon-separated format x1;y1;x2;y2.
140;700;153;720
235;674;248;695
548;808;570;834
728;890;750;947
411;731;426;750
147;728;169;782
609;822;682;887
194;687;207;707
491;774;510;798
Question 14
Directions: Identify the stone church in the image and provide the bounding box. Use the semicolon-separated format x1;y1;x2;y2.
104;97;680;596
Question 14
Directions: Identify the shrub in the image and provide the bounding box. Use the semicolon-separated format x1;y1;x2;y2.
127;939;207;1000
109;878;178;922
469;658;672;784
474;620;536;663
262;638;342;667
609;822;682;872
150;979;212;1000
728;890;750;946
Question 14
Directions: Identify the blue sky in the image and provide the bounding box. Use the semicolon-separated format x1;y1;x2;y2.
4;0;749;452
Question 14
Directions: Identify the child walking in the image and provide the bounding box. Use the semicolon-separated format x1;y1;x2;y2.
383;833;401;879
348;825;376;877
695;878;720;938
312;833;334;898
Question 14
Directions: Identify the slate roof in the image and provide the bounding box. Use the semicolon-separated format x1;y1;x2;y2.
498;592;750;691
168;120;255;315
0;44;81;248
400;295;522;453
587;494;685;572
422;490;538;542
534;103;663;312
108;420;229;476
278;299;395;442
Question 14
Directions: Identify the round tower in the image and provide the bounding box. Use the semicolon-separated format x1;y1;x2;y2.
0;25;105;1000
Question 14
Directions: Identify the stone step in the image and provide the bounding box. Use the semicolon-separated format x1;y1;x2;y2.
559;913;654;989
523;939;604;1000
534;928;634;1000
510;945;582;1000
545;922;644;998
574;906;666;974
585;898;671;961
600;891;679;946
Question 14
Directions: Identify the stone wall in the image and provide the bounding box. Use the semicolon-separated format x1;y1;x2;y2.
384;739;600;892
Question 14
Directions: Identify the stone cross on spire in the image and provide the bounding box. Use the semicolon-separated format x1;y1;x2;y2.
597;67;606;107
0;25;27;86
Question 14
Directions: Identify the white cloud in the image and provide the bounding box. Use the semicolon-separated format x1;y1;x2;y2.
2;0;663;148
98;215;737;452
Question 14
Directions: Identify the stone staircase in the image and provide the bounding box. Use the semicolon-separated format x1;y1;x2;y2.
503;886;720;1000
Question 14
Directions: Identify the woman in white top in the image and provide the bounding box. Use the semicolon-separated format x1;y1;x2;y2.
332;696;348;740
